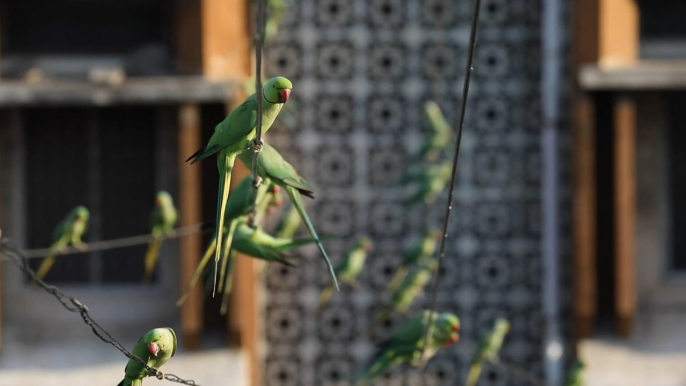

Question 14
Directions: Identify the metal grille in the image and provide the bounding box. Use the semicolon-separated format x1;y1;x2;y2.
262;0;565;385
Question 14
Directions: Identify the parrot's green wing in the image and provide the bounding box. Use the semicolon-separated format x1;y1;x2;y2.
239;145;315;198
167;328;178;357
186;98;258;164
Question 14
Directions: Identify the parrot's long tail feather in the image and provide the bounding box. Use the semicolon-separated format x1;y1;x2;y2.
220;250;238;316
176;237;217;306
217;219;238;293
142;237;163;283
356;351;393;386
213;153;236;297
386;267;408;294
288;186;339;291
35;254;57;281
317;286;334;312
466;363;483;386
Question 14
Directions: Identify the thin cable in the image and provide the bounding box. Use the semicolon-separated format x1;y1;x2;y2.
419;0;483;362
249;0;268;226
15;224;204;259
0;240;199;386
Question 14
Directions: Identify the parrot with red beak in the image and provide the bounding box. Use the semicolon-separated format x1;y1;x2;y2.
186;76;292;294
356;311;460;385
118;327;177;386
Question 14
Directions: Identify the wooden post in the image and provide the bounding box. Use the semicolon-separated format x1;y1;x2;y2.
178;104;204;349
573;0;639;339
614;96;637;337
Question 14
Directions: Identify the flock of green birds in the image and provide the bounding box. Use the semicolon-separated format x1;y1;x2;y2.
36;79;585;385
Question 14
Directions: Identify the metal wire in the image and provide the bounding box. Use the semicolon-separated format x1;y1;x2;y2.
251;0;267;187
13;224;204;260
419;0;483;362
0;239;199;386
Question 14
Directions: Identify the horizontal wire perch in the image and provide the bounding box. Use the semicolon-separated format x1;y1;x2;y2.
14;223;204;259
0;239;199;386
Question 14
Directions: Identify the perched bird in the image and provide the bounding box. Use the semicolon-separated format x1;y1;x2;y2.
419;101;453;162
36;206;90;280
357;311;460;385
186;76;292;292
387;228;441;293
565;359;586;386
400;161;453;216
117;327;177;386
273;204;302;239
369;259;437;334
238;142;339;290
466;318;511;386
318;237;373;311
177;176;272;305
143;191;178;282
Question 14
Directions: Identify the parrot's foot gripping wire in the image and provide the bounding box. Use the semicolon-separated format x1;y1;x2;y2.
0;239;200;386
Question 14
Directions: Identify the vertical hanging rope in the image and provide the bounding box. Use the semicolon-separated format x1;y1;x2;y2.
251;0;267;189
420;0;483;361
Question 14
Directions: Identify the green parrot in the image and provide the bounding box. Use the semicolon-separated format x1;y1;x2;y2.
186;76;292;292
117;327;177;386
369;259;437;334
357;311;460;385
565;359;586;386
36;206;90;280
399;161;453;216
177;176;272;305
143;191;178;282
466;318;511;386
419;101;453;162
387;228;441;293
318;237;373;311
237;142;339;290
273;204;302;239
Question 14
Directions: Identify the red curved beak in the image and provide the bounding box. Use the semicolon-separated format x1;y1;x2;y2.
279;89;291;102
148;342;160;356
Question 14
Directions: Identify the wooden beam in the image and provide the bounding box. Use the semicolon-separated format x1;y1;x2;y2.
614;95;637;337
178;104;204;349
201;0;253;80
573;95;597;340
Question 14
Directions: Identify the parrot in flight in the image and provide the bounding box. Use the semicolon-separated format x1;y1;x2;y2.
186;76;292;293
369;259;437;335
565;359;586;386
318;237;373;311
466;318;511;386
117;327;177;386
418;101;453;162
387;228;441;293
273;204;302;239
238;141;339;290
357;310;460;385
143;191;178;282
36;206;90;280
177;175;273;305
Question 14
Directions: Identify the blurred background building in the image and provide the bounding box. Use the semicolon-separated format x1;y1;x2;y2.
0;0;684;386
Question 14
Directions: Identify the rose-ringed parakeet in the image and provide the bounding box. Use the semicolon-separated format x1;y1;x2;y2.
238;142;339;290
177;176;272;305
36;206;90;280
357;310;460;385
143;191;178;282
466;318;511;386
318;237;373;311
186;76;292;292
400;161;453;216
274;204;302;239
369;259;437;335
117;327;177;386
387;228;441;293
418;101;453;162
565;359;586;386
